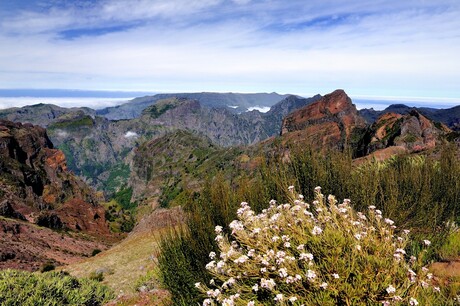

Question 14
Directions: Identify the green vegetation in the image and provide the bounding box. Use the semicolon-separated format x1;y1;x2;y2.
145;99;180;118
158;144;460;304
103;197;135;233
198;190;449;305
104;163;131;195
113;186;135;211
49;115;94;130
0;269;113;305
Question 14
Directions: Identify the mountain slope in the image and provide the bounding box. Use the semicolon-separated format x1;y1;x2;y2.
360;104;460;131
280;89;366;151
0;120;113;270
0;103;95;127
97;92;290;120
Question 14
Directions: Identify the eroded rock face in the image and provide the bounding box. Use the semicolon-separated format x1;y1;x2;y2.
366;110;451;154
280;89;366;150
0;120;108;233
0;120;113;270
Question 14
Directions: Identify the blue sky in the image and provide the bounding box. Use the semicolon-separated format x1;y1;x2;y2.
0;0;459;106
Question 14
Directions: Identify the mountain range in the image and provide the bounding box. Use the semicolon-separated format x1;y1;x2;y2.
0;89;459;272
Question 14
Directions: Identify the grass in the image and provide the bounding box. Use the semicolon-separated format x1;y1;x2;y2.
62;231;160;295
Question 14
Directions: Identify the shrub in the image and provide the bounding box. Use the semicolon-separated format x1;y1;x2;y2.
197;187;451;305
40;261;55;273
89;271;104;282
92;249;102;257
0;269;113;305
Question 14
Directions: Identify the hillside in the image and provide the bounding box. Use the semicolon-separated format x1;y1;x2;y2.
0;103;95;127
0;120;113;270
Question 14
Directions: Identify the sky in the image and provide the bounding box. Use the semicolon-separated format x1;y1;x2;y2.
0;0;459;107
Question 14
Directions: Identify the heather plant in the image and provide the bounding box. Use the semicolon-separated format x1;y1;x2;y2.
197;187;451;305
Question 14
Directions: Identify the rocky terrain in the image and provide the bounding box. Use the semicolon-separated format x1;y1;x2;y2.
0;120;113;270
363;110;452;154
280;89;367;151
360;103;460;130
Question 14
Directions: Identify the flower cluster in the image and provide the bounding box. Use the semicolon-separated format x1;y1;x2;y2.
197;187;442;305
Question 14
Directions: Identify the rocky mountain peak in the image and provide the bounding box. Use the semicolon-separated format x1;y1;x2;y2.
280;89;366;150
366;110;452;154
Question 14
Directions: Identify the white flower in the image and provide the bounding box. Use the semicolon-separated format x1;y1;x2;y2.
354;233;362;240
247;302;255;306
194;282;201;288
332;273;339;279
289;296;298;303
284;242;291;248
320;282;328;289
315;186;322;192
215;225;223;234
375;209;382;215
274;293;284;302
288;186;295;192
207;289;221;298
297;244;305;250
234;255;249;264
384;218;394;225
203;298;212;306
368;205;376;210
423;239;431;246
386;284;396;294
206;261;216;270
409;297;419;305
260;278;276;290
312;226;323;235
209;252;216;259
252;283;259;292
306;270;317;280
299;252;314;261
279;268;288;278
434;286;440;292
395;248;406;255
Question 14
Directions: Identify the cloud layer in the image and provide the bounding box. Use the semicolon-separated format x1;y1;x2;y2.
0;0;459;102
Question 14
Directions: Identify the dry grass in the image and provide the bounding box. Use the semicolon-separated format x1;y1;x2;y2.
62;231;159;295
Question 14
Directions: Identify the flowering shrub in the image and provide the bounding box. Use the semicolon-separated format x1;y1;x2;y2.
197;187;448;305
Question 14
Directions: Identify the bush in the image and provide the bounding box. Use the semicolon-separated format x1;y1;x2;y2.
40;261;55;273
89;271;104;282
0;269;113;305
197;187;452;305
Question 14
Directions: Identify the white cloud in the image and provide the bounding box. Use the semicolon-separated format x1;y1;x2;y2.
0;0;459;102
124;131;139;138
247;106;271;113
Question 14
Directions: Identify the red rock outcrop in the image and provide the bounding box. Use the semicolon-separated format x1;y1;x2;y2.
280;89;366;150
367;110;451;154
0;120;113;270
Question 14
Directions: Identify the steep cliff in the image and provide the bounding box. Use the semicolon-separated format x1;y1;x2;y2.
280;90;366;150
0;120;110;234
